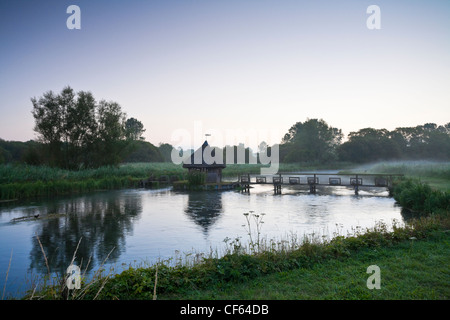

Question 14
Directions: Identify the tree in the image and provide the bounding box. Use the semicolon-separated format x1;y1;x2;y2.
0;145;10;164
281;119;343;163
338;128;401;163
158;143;175;162
123;140;164;162
338;123;450;163
31;89;66;166
125;118;146;141
31;87;142;168
91;100;127;167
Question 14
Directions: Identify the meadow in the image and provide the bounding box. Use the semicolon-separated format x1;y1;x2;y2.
342;160;450;192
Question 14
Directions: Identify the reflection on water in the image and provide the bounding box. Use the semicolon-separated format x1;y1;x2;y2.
7;191;142;277
0;185;404;298
184;192;223;235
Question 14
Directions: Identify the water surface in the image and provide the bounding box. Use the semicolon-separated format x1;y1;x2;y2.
0;184;404;298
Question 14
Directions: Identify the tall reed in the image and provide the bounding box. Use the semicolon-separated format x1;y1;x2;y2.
25;236;116;300
1;249;12;300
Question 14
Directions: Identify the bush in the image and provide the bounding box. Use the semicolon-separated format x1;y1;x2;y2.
392;178;450;215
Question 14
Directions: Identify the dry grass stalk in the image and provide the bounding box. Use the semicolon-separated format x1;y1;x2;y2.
77;246;116;300
35;233;50;276
2;249;13;300
153;265;158;300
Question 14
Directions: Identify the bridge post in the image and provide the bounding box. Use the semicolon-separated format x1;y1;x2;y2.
273;173;282;194
309;174;317;194
273;184;281;194
240;174;251;193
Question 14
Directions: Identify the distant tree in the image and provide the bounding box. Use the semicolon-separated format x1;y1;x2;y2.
125;117;146;141
22;140;45;165
338;128;401;163
338;123;450;163
282;119;343;163
0;146;9;164
409;123;450;159
158;143;175;162
31;86;140;168
222;143;257;164
123;140;164;162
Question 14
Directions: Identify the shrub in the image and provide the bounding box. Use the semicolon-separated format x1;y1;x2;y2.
392;178;450;215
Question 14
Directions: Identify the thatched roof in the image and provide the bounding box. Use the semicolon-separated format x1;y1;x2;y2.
182;141;226;169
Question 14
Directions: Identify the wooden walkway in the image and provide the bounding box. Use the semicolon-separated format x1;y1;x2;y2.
238;172;403;195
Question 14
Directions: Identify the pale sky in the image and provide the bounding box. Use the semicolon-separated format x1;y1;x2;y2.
1;0;449;149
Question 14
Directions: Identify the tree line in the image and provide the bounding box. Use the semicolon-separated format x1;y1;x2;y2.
0;87;168;168
278;118;449;164
0;87;449;167
220;119;449;164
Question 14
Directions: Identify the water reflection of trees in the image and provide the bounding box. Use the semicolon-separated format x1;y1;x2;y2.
184;192;223;235
29;191;142;276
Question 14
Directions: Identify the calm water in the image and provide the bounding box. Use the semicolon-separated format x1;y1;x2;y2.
0;184;405;298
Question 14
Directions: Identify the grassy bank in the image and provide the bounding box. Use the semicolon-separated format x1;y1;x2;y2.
392;179;450;215
170;227;450;300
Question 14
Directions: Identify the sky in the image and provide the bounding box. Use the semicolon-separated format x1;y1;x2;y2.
1;0;449;149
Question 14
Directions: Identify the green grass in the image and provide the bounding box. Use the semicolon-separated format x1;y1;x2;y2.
0;161;355;200
343;161;450;192
172;229;449;300
0;162;185;184
0;162;186;200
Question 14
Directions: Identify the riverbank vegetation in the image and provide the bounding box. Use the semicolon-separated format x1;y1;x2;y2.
0;161;356;201
0;162;183;200
1;161;449;201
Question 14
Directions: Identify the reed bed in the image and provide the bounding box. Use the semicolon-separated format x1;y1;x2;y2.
0;162;353;200
0;162;185;184
0;163;185;200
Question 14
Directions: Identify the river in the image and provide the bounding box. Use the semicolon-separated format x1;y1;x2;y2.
0;183;404;298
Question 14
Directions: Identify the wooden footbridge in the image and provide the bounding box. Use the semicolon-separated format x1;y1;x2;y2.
239;172;403;195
